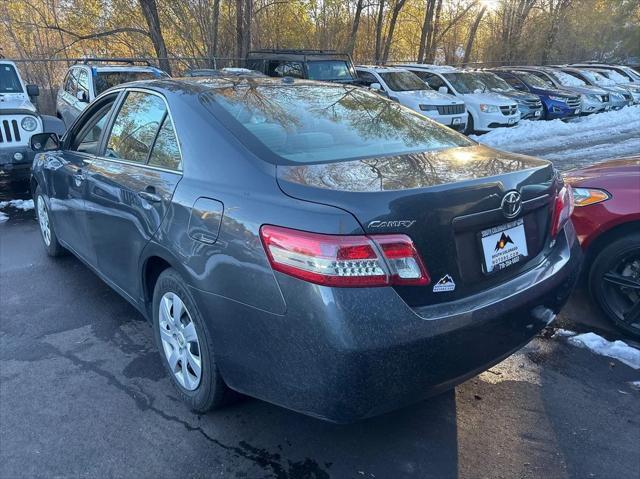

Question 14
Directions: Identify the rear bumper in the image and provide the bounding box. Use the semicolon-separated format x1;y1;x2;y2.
192;222;582;423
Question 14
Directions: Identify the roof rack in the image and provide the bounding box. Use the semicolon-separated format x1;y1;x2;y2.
249;49;339;55
74;57;153;67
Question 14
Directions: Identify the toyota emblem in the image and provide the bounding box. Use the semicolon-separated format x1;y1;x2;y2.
501;191;522;219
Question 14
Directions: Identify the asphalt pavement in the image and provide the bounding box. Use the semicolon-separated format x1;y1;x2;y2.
1;191;639;479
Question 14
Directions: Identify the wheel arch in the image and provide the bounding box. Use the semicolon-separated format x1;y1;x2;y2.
583;220;640;273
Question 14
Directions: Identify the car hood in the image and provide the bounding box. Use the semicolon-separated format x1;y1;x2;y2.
558;85;607;96
488;89;538;101
460;92;514;105
395;89;463;105
0;93;37;113
565;157;640;184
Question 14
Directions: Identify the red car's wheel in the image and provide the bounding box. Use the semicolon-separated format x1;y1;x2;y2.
589;233;640;338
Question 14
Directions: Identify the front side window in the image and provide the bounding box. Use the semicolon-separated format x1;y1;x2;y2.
306;61;355;81
105;91;166;163
379;71;428;92
420;73;445;90
356;71;378;86
202;83;474;165
551;70;586;87
513;71;551;89
70;95;118;154
270;61;304;78
148;115;181;171
0;64;23;94
529;71;556;87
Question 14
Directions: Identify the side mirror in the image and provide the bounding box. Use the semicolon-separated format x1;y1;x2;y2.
438;86;448;94
76;90;89;102
370;82;382;91
31;133;61;152
26;84;40;97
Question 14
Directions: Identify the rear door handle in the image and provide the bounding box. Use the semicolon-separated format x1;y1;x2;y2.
138;186;162;203
73;169;85;185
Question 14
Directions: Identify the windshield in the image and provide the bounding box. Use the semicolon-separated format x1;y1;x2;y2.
442;72;487;94
603;69;630;83
475;73;513;92
203;83;473;164
95;71;163;94
514;71;553;89
580;70;615;86
0;64;24;94
552;70;586;87
306;61;355;81
620;66;640;81
379;71;428;91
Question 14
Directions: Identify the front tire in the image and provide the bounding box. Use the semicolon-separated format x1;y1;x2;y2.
465;113;475;135
152;268;234;412
34;187;66;257
589;234;640;338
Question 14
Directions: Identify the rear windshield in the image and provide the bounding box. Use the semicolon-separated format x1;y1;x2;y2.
0;64;23;94
379;71;428;91
202;83;474;164
306;61;355;81
95;71;162;94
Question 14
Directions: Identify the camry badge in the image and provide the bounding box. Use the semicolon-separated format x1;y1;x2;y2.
501;191;522;219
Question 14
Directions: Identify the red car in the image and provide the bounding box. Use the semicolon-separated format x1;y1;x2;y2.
565;157;640;338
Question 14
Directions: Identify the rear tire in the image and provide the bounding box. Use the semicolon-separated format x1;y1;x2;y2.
588;233;640;339
152;268;235;412
34;186;66;257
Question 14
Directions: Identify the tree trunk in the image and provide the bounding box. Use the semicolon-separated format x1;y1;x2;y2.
235;0;244;62
382;0;407;63
462;6;486;65
425;0;442;63
374;0;386;63
210;0;221;64
138;0;171;74
241;0;252;63
346;0;364;56
418;0;436;63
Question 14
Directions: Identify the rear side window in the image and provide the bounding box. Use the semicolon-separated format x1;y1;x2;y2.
105;91;166;163
95;71;161;95
148;116;181;171
77;69;90;98
422;74;446;90
356;71;378;86
64;69;78;94
269;61;304;78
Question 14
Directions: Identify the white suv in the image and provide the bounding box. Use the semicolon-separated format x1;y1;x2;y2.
0;60;63;183
56;60;168;127
398;64;520;134
356;66;468;131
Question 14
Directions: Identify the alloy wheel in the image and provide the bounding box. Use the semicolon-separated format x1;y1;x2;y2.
37;195;51;246
602;254;640;334
158;292;202;390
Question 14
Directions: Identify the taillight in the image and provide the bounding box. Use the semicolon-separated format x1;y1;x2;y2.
550;185;574;237
260;225;430;287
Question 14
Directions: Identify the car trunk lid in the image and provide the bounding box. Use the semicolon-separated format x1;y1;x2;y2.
276;145;558;307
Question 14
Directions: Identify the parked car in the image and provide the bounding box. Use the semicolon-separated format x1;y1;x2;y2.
564;157;640;338
512;66;610;115
30;76;581;422
554;67;633;109
184;68;266;78
491;69;582;120
468;71;543;120
246;49;358;83
398;64;520;134
0;59;64;183
56;58;169;127
583;68;640;104
571;63;640;85
355;65;467;131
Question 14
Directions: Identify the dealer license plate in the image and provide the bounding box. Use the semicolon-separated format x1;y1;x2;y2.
480;219;529;273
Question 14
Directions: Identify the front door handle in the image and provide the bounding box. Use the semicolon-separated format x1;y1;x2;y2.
73;169;85;186
138;186;162;203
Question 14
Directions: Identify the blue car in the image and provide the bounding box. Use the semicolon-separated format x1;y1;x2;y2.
491;69;582;120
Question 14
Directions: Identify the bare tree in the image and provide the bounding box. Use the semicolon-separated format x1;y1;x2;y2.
417;0;437;63
374;0;386;63
462;5;487;65
381;0;408;63
138;0;171;74
540;0;572;64
346;0;365;55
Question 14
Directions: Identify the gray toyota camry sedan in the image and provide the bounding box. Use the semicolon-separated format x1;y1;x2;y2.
29;76;581;422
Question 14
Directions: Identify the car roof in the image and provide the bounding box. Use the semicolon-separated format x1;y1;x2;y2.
396;64;459;73
356;65;409;73
247;49;351;62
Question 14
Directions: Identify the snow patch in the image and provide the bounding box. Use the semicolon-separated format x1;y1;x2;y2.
552;328;577;338
0;199;34;211
0;212;8;223
567;332;640;369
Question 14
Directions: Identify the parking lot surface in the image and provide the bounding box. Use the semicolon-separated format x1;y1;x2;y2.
1;192;639;479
